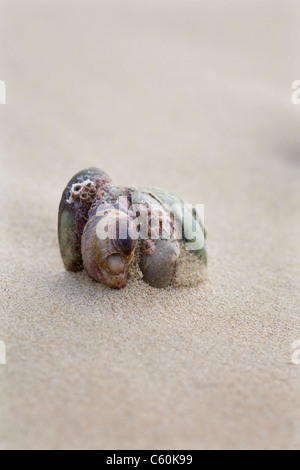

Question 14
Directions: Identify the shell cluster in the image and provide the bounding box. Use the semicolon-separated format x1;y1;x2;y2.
58;167;207;289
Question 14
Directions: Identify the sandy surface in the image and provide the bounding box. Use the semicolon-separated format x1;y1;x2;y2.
0;0;300;450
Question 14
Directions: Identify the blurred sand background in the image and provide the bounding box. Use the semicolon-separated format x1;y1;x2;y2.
0;0;300;450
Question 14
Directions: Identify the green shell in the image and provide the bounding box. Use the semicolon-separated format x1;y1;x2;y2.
135;186;207;265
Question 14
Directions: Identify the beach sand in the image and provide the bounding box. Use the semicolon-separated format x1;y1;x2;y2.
0;0;299;449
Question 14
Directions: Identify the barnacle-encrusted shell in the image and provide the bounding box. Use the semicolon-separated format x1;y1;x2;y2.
136;186;207;265
58;167;112;272
132;187;207;287
130;189;183;287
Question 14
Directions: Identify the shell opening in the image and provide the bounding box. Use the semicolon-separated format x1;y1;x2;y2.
107;254;125;275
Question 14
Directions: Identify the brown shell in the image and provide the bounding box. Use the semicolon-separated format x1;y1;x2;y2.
81;210;137;289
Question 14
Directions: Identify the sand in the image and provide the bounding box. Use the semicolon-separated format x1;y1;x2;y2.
0;0;299;450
